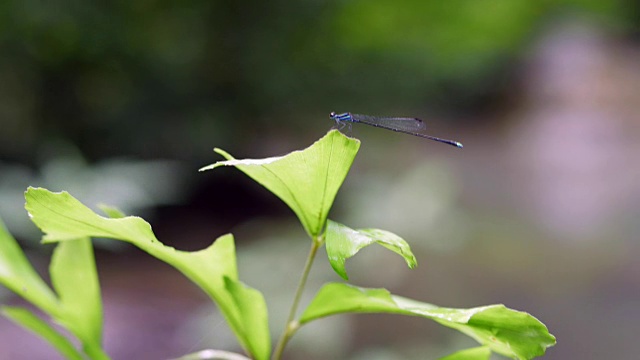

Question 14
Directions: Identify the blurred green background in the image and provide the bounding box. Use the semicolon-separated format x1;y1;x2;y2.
1;1;639;359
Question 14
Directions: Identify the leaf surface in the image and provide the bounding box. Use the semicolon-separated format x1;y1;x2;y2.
25;187;270;360
200;130;360;237
300;283;555;359
325;220;416;280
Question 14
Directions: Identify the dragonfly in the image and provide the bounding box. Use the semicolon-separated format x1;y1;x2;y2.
330;112;463;148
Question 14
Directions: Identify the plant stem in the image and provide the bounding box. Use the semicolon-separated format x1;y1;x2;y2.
271;234;323;360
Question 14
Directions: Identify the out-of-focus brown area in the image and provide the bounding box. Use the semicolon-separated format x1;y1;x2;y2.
1;2;639;359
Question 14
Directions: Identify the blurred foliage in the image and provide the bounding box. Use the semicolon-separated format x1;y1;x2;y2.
0;0;636;163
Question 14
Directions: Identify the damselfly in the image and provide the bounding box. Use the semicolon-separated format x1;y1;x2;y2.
330;112;463;148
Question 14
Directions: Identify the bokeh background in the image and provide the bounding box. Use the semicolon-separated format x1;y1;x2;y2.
1;1;639;359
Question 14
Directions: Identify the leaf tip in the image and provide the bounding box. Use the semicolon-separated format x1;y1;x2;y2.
328;129;361;145
200;148;237;172
327;257;350;280
214;148;234;159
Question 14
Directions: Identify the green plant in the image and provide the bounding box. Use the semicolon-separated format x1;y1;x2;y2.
0;129;555;359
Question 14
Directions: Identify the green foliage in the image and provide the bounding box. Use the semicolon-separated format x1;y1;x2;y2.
438;346;491;360
49;239;104;357
24;188;270;360
0;129;555;359
301;283;555;359
0;218;108;360
200;130;360;238
0;218;58;314
325;220;417;280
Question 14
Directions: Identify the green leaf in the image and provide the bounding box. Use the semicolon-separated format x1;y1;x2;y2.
438;346;491;360
0;216;108;359
25;188;156;244
1;306;84;360
224;277;271;360
50;239;104;356
25;187;270;360
0;218;59;315
325;220;417;280
300;283;555;360
200;130;360;237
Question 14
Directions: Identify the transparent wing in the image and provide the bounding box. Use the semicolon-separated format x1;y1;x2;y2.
348;113;462;148
350;114;427;132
